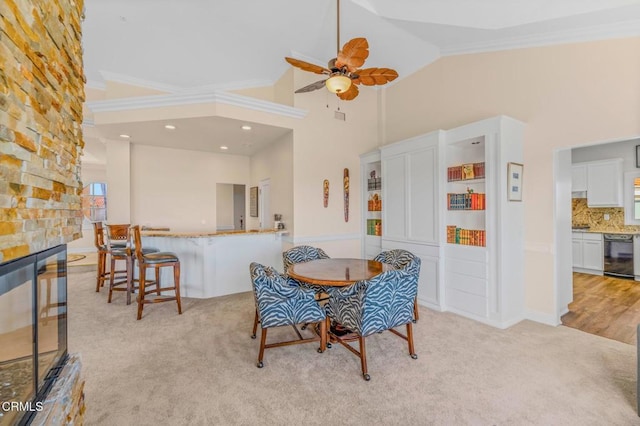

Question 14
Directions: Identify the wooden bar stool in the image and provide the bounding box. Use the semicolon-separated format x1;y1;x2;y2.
105;224;135;305
93;222;109;292
131;225;182;320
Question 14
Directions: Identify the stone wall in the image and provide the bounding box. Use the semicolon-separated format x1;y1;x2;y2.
0;0;85;263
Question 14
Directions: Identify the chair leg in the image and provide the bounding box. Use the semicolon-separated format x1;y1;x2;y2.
359;336;370;381
156;265;162;295
318;317;327;353
174;262;182;315
137;266;146;320
413;297;419;322
251;309;259;339
406;322;417;359
257;328;267;368
108;257;116;303
126;255;133;306
95;252;105;292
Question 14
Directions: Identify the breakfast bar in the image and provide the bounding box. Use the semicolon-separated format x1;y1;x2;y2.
141;230;287;298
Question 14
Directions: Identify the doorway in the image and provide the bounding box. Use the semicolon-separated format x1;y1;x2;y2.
216;183;246;231
554;138;640;345
259;178;270;230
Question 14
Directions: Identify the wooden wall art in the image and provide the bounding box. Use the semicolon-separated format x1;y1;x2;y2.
323;179;329;208
343;168;349;222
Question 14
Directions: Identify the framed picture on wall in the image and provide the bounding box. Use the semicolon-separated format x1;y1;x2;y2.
507;162;524;202
249;186;259;217
636;145;640;168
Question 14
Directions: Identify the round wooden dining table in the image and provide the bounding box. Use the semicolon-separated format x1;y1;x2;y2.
287;258;393;287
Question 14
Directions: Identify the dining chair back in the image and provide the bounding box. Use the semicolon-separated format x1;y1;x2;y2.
374;249;421;321
249;262;327;368
326;255;421;380
282;245;330;273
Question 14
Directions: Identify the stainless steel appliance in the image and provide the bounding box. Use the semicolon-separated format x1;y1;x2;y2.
603;233;634;278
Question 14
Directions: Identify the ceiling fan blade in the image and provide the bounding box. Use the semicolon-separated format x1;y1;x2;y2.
335;38;369;73
285;57;330;75
353;68;399;86
295;79;328;93
337;83;359;101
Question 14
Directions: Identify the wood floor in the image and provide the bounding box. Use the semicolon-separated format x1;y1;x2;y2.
561;272;640;345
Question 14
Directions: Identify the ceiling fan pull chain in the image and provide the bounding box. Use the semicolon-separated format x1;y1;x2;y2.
336;0;341;55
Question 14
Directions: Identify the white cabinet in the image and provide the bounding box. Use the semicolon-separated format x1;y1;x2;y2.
379;131;442;310
572;232;603;274
365;115;525;328
571;164;587;192
572;233;583;267
381;132;440;245
583;159;623;207
443;116;524;328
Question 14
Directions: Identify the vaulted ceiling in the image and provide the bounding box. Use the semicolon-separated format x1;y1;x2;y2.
81;0;640;162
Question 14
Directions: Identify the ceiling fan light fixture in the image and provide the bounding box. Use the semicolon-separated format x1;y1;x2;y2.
325;74;352;94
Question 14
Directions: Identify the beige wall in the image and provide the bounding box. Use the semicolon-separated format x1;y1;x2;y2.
248;132;294;231
290;70;380;243
130;144;250;232
385;37;640;317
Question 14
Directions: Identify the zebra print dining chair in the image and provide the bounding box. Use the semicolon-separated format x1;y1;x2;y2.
249;262;327;368
373;249;422;321
325;255;421;381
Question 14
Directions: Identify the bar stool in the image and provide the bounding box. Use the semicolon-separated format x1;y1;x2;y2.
93;222;109;292
131;225;182;320
105;224;135;304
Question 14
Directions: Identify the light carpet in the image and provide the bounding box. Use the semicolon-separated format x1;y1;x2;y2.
67;268;638;425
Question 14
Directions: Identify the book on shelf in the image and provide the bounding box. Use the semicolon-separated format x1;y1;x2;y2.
447;162;485;182
446;226;485;246
367;219;382;236
447;193;485;210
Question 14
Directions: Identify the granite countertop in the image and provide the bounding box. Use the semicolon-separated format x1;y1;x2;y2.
572;228;640;235
141;229;289;238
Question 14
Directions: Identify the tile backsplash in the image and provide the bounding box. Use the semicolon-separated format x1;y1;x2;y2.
572;198;640;232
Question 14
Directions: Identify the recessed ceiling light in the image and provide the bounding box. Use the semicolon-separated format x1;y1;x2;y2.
241;125;252;131
220;146;229;150
164;124;176;130
119;134;130;138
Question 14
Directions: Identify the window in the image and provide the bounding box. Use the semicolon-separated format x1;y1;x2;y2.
81;182;107;222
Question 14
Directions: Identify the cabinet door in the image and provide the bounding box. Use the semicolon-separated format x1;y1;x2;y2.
417;254;439;307
382;155;407;240
587;160;623;207
582;240;603;271
407;147;437;243
572;239;583;268
571;165;587;192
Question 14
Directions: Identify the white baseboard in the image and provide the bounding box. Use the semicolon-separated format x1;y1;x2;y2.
525;309;561;326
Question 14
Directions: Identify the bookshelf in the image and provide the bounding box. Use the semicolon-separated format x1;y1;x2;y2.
360;151;382;259
445;137;486;247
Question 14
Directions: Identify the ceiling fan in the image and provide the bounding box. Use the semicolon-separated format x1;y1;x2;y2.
284;0;398;101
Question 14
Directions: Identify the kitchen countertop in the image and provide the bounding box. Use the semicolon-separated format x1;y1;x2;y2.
572;229;640;235
141;229;289;238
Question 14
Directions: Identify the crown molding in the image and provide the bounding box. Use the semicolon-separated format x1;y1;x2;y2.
85;80;106;91
180;79;276;93
86;91;307;119
99;71;182;93
441;20;640;56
